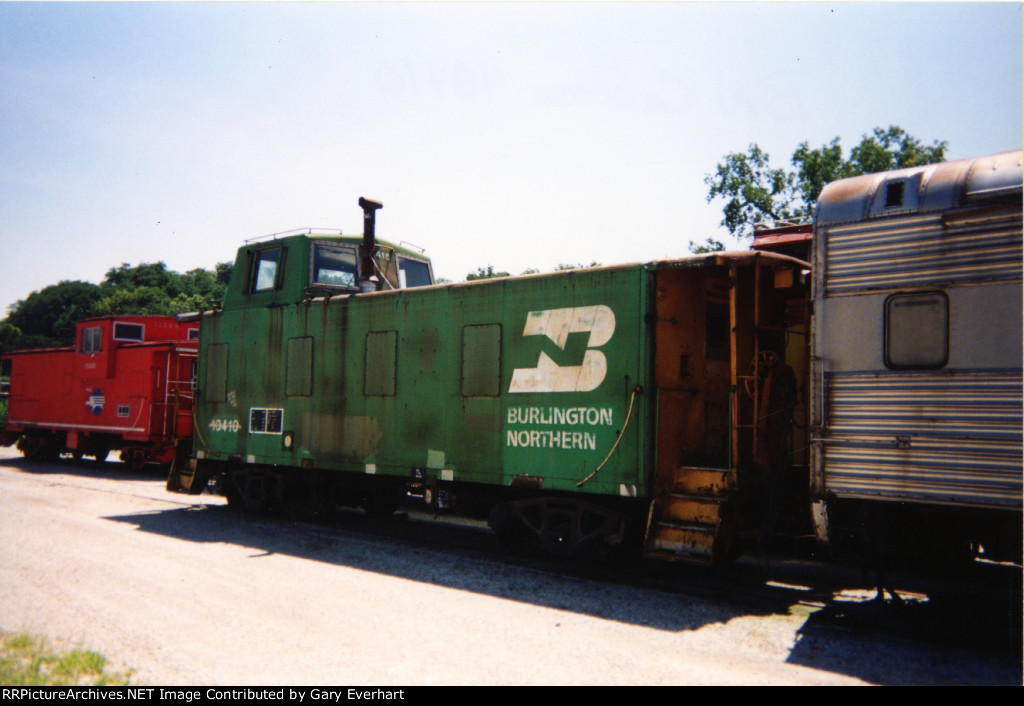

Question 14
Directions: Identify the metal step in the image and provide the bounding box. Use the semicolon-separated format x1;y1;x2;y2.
661;494;723;525
166;456;201;494
671;466;732;495
643;466;735;563
648;520;717;561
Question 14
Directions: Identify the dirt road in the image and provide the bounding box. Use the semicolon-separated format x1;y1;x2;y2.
0;448;1017;685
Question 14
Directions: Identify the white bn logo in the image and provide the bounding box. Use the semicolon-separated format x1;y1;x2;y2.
509;305;615;393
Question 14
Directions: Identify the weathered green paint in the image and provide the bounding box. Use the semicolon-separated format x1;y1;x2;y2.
196;232;651;497
193;231;808;511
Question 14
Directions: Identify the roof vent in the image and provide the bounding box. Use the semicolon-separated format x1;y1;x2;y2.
884;181;905;208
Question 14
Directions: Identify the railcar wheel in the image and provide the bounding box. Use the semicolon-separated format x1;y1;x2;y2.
123;447;149;473
238;470;273;512
537;506;577;556
360;483;401;518
282;481;325;522
493;515;541;556
18;436;53;461
491;498;628;559
222;476;245;510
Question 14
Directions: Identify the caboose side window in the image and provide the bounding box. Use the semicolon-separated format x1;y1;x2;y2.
81;327;103;353
885;291;949;369
398;256;433;288
253;248;282;292
311;243;359;289
113;322;144;342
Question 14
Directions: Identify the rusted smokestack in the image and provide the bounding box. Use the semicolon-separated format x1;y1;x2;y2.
358;197;383;291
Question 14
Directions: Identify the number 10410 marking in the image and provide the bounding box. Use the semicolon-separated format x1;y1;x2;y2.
209;418;241;433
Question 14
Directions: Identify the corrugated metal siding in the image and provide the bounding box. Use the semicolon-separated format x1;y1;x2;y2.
822;371;1022;507
824;211;1022;294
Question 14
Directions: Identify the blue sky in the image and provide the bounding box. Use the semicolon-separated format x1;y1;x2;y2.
1;2;1020;313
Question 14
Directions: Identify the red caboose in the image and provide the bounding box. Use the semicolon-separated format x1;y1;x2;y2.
0;315;198;470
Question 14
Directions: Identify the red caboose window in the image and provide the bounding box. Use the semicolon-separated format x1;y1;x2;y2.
112;322;144;342
81;327;103;353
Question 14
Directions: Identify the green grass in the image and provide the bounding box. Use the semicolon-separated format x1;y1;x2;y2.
0;631;131;686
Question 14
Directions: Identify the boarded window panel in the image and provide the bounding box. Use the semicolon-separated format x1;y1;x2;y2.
462;324;501;397
365;331;397;396
420;327;438;374
286;336;313;397
206;343;229;402
885;292;949;369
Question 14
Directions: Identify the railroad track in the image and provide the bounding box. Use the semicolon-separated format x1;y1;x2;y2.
269;499;1022;662
5;451;1021;669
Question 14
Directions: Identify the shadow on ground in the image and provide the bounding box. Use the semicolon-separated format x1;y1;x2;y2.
106;499;1022;685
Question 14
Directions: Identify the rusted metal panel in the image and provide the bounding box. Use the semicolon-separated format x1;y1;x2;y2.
650;524;716;558
752;222;813;262
662;495;722;525
671;466;732;495
646;254;810;562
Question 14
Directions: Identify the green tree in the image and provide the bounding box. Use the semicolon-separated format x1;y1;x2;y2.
214;261;233;286
706;126;948;239
174;266;230;311
102;262;182;298
92;286;176;317
465;263;602;281
554;262;601;271
1;261;231;352
704;144;802;238
466;265;510;281
5;281;103;348
0;322;21;353
688;238;726;254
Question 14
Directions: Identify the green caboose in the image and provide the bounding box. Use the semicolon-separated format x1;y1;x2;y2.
169;199;810;564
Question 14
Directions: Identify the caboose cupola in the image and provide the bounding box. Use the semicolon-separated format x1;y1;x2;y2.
219;198;434;311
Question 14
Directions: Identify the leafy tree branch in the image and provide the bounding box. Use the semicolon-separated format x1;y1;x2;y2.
706;126;947;239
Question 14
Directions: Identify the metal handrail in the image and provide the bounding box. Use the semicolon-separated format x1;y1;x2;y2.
245;227;344;244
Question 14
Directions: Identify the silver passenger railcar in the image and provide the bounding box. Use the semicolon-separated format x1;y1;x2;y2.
810;150;1022;563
